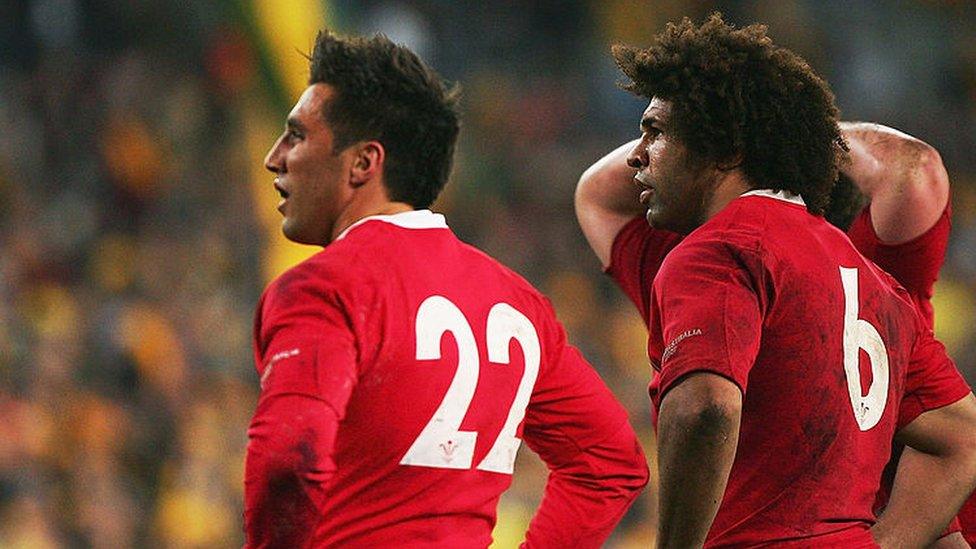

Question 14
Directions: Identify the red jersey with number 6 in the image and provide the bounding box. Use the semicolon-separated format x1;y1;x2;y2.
245;210;647;548
612;191;970;547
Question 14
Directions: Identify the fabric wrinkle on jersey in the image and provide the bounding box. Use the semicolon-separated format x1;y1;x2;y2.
608;191;970;547
246;209;644;548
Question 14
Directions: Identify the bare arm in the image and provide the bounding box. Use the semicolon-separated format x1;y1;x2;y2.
575;139;645;267
872;394;976;549
840;122;949;244
926;532;969;549
656;373;742;549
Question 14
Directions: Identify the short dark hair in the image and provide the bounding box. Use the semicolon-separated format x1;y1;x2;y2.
612;13;845;215
309;31;461;209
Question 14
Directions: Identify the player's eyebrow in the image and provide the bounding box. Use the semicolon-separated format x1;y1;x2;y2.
286;117;307;133
640;114;662;132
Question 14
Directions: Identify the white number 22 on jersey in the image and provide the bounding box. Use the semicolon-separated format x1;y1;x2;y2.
840;267;890;431
399;296;541;474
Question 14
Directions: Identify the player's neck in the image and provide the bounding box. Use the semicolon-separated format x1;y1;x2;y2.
331;200;416;241
705;170;752;220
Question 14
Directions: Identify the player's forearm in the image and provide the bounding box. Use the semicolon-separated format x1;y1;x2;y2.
522;423;649;548
576;139;644;219
244;395;340;547
877;396;976;549
872;447;976;549
575;139;646;266
656;378;741;549
926;532;970;549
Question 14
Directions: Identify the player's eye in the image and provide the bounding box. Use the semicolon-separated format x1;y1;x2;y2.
287;128;303;141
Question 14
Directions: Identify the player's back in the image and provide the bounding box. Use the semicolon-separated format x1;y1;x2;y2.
650;192;923;547
272;212;615;547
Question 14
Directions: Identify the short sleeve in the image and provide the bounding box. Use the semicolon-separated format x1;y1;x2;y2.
255;264;359;413
898;316;972;429
847;203;950;328
606;216;684;325
651;240;764;402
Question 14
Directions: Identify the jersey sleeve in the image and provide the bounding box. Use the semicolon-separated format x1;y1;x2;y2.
519;307;648;548
606;215;684;325
846;202;950;328
244;264;360;548
650;240;764;401
897;313;972;429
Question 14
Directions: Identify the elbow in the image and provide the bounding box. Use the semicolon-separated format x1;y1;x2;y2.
632;450;651;493
659;374;743;448
246;435;308;489
958;420;976;476
586;425;651;498
915;144;950;197
574;166;601;217
676;402;740;445
618;436;651;494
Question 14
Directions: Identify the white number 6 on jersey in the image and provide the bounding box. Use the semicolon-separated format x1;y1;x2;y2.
840;267;890;431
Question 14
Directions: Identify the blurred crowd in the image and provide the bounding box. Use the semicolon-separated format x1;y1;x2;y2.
1;1;974;547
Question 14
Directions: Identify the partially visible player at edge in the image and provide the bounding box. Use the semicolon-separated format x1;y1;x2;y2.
574;14;976;548
243;30;648;548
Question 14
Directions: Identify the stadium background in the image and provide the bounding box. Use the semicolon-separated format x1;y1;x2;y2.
1;0;975;546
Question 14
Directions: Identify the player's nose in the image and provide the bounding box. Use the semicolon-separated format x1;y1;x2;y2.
264;136;286;174
626;142;647;170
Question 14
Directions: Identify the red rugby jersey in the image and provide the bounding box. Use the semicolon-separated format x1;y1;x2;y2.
609;192;970;547
245;210;647;548
847;202;951;330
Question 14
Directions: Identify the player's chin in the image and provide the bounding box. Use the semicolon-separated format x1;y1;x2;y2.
645;206;666;228
281;219;306;243
646;207;685;234
282;219;329;246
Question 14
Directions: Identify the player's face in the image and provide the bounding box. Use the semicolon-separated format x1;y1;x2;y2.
265;84;356;246
627;97;717;234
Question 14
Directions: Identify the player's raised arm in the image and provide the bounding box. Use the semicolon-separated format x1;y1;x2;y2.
874;395;976;549
575;139;645;268
519;333;648;548
840;122;949;243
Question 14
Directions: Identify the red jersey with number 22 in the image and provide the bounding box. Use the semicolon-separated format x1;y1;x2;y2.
245;210;646;548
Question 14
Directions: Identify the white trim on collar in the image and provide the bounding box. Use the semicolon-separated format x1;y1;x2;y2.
740;189;806;206
336;209;448;241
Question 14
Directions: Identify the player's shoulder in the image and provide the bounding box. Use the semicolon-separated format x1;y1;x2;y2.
458;239;556;310
687;196;773;248
664;203;766;270
262;242;366;307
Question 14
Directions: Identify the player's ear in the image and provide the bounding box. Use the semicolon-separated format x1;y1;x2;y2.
349;140;385;187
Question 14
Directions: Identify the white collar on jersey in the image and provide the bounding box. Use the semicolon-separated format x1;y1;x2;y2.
740;188;806;206
336;209;449;241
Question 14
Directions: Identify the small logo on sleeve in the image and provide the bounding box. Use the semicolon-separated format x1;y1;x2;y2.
661;329;702;363
259;348;301;389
